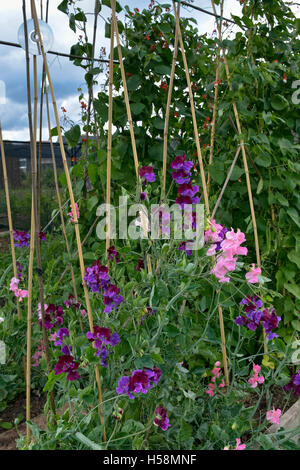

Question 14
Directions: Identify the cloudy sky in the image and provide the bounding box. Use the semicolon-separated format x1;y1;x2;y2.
0;0;249;141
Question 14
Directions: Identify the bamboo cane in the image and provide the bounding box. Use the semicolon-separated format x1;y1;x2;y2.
106;16;114;254
110;0;152;275
211;146;241;219
110;0;139;179
30;0;106;440
218;304;229;385
207;0;223;196
162;2;180;200
22;2;35;439
0;123;21;319
173;2;230;385
211;0;260;268
84;0;100;162
173;1;210;214
32;51;57;423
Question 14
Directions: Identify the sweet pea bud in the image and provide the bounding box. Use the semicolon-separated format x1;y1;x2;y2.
204;218;210;230
113;407;123;420
232;422;237;430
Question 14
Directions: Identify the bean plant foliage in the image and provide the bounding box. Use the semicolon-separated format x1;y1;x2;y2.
0;0;299;452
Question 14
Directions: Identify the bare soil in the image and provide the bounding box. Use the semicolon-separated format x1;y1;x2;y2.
0;393;46;450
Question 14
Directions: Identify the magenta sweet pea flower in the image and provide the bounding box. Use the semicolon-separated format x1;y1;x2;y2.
139;166;156;183
13;230;30;248
54;354;80;381
154;406;171;431
107;245;121;263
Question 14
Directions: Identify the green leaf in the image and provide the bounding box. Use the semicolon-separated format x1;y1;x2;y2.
271;94;289;111
74;11;87;22
74;432;103;450
275;192;289;207
257;178;264;195
51;126;58;137
43;370;63;393
153;64;171;75
165;324;180;337
88;163;99;185
229;166;244;181
287;208;300;228
87;195;98;212
254;153;271;167
208;161;225;185
69;13;76;33
153;117;165;129
284;283;300;300
57;0;68;14
102;0;122;12
0;421;13;430
291;320;300;331
65;125;81;148
127;75;140;91
179;419;193;442
131;103;145;115
287;250;300;269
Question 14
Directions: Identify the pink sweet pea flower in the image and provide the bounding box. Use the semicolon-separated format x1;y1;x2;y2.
245;263;261;284
67;202;80;222
234;438;246;450
223;438;246;450
266;408;281;425
248;363;265;388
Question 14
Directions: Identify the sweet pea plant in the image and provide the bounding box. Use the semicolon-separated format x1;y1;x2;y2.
0;0;299;452
0;152;297;451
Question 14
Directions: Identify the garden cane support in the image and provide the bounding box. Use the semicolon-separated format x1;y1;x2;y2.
22;2;36;439
110;0;139;180
32;53;57;426
106;16;114;254
162;2;180;201
30;0;106;441
173;2;229;385
111;0;153;275
0;123;21;320
173;1;210;214
207;0;224;196
211;146;241;219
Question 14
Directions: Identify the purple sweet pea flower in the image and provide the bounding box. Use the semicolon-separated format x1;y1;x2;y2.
84;261;109;293
54;327;69;347
116;366;162;399
284;370;300;396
